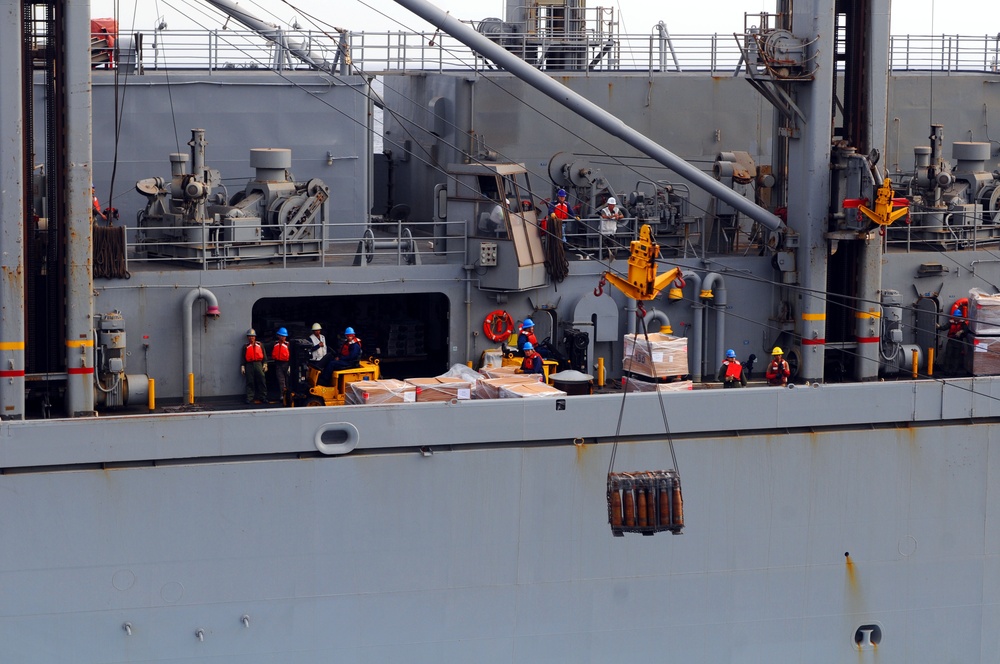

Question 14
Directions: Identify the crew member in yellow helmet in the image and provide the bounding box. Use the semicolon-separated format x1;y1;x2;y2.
765;346;791;386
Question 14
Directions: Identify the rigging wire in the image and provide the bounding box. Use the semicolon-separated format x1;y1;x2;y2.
608;312;680;477
113;0;643;281
278;0;726;224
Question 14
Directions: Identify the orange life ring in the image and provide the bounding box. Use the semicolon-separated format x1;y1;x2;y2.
483;310;515;342
950;297;969;318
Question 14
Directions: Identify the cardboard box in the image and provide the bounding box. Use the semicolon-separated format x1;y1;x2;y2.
345;379;416;405
968;336;1000;375
405;376;473;402
622;333;688;378
969;289;1000;335
624;378;693;393
474;375;542;399
498;381;567;398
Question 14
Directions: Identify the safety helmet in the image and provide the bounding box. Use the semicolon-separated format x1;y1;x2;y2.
277;327;288;337
246;328;256;337
311;323;322;331
557;188;567;197
523;342;534;351
523;318;534;328
772;346;784;355
726;349;736;358
952;308;962;317
606;197;617;206
345;327;355;335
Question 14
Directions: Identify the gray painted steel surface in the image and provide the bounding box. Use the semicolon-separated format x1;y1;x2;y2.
0;0;25;418
1;386;999;662
3;0;1000;660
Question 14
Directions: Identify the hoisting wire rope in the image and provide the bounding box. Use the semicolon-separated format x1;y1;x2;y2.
607;307;679;478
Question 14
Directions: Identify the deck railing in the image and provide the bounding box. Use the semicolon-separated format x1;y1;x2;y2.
94;29;1000;76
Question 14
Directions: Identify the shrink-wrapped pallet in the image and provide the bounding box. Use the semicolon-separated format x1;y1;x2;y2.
624;378;693;393
968;336;1000;375
622;333;688;378
497;381;566;398
345;379;416;405
969;288;1000;335
480;349;504;369
474;375;542;399
405;376;473;402
478;365;524;379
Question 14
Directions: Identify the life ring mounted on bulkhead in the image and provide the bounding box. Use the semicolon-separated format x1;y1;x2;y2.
950;297;969;319
483;309;515;342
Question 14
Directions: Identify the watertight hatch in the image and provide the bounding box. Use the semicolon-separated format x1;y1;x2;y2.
608;471;684;536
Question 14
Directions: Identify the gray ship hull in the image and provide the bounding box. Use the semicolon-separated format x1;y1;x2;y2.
4;0;1000;660
3;380;999;661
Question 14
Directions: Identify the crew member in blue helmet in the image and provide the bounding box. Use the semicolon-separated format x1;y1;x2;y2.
516;342;545;375
319;327;363;386
271;327;291;401
717;348;746;388
517;318;538;353
941;308;970;376
517;318;553;359
545;188;573;246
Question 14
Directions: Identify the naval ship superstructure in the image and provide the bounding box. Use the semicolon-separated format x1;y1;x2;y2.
2;0;1000;661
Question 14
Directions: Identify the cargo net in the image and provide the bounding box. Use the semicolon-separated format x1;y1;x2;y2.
607;471;683;537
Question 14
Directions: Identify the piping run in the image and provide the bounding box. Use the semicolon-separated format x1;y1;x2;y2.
183;288;221;403
681;271;703;382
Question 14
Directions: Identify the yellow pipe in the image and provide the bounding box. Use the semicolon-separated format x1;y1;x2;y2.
597;357;605;387
187;373;195;404
927;347;934;376
148;378;155;411
911;348;918;379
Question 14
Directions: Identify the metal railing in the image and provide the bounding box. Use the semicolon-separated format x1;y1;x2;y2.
884;208;1000;253
95;29;1000;76
123;218;467;269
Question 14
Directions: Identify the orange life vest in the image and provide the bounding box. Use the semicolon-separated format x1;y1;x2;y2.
244;342;264;362
272;340;290;362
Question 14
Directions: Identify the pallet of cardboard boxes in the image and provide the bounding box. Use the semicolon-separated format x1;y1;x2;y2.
967;289;1000;375
622;332;688;378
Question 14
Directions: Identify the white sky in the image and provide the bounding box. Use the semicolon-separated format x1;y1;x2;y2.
92;0;1000;37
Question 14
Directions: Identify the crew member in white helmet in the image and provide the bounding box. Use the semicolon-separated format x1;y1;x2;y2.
599;196;624;260
308;323;327;364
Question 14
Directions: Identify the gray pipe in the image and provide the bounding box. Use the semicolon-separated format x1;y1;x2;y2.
681;270;704;382
393;0;785;232
702;272;727;374
183;288;221;403
642;308;672;334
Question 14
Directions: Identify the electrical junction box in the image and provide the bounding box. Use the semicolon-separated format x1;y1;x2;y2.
480;241;498;266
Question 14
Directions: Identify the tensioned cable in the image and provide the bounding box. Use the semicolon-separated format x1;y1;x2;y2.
608;312;680;476
130;1;644;281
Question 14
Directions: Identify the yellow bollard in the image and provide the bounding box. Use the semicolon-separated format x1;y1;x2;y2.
911;348;918;379
597;357;605;387
927;347;934;376
148;378;155;411
187;373;195;404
